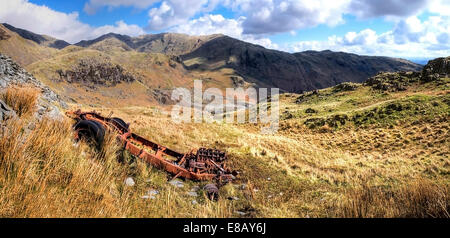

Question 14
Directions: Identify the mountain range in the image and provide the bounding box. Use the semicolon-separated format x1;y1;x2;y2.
0;22;422;106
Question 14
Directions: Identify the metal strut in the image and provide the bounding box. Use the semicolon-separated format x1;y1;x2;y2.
66;110;236;183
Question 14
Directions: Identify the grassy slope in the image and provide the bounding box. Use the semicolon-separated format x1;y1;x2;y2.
25;44;240;108
1;75;449;217
82;77;449;217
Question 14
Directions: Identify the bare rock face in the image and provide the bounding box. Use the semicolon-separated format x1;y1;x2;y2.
0;53;66;120
56;59;136;87
421;57;450;82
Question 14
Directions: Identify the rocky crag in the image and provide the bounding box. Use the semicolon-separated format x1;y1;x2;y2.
365;56;450;92
0;53;67;119
422;56;450;81
56;58;136;88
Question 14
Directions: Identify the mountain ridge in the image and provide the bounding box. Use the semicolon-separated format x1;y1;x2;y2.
182;35;421;92
2;23;70;49
0;23;423;95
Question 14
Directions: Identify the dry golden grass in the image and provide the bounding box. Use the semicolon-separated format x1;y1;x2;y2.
0;118;130;217
1;86;39;117
86;104;448;218
336;179;449;218
0;80;448;217
0;113;236;217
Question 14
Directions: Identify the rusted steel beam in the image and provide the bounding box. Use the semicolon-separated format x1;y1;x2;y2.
66;110;236;183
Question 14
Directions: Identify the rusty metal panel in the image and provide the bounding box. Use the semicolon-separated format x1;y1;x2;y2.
66;110;236;184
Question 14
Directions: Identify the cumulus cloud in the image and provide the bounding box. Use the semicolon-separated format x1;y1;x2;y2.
348;0;428;19
427;0;450;16
1;0;449;59
0;0;145;43
221;0;450;36
286;15;450;58
170;14;278;49
147;0;212;30
223;0;350;35
84;0;159;15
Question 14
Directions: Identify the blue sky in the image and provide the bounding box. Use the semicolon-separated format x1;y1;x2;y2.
0;0;449;61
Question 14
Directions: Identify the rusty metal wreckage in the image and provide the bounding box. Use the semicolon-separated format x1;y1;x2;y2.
66;110;237;199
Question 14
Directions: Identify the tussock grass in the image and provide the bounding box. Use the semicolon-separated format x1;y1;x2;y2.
336;179;450;218
0;114;235;217
0;118;130;217
1;78;448;217
1;86;39;117
87;97;449;218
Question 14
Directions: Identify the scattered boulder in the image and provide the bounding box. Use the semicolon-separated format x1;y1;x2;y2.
124;177;135;187
282;110;293;120
191;185;200;191
142;189;159;199
234;211;247;216
187;191;198;197
238;184;248;190
169;179;185;188
305;108;317;114
149;88;174;105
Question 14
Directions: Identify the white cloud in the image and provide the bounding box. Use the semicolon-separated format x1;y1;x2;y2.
84;0;159;15
91;20;146;39
224;0;350;35
349;0;428;19
222;0;450;36
170;14;278;49
342;29;378;45
147;0;212;30
286;15;450;58
0;0;145;43
428;0;450;16
0;0;449;59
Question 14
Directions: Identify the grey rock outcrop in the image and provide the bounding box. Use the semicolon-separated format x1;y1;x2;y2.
421;57;450;82
364;56;449;91
56;58;136;87
365;71;420;92
0;53;67;120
